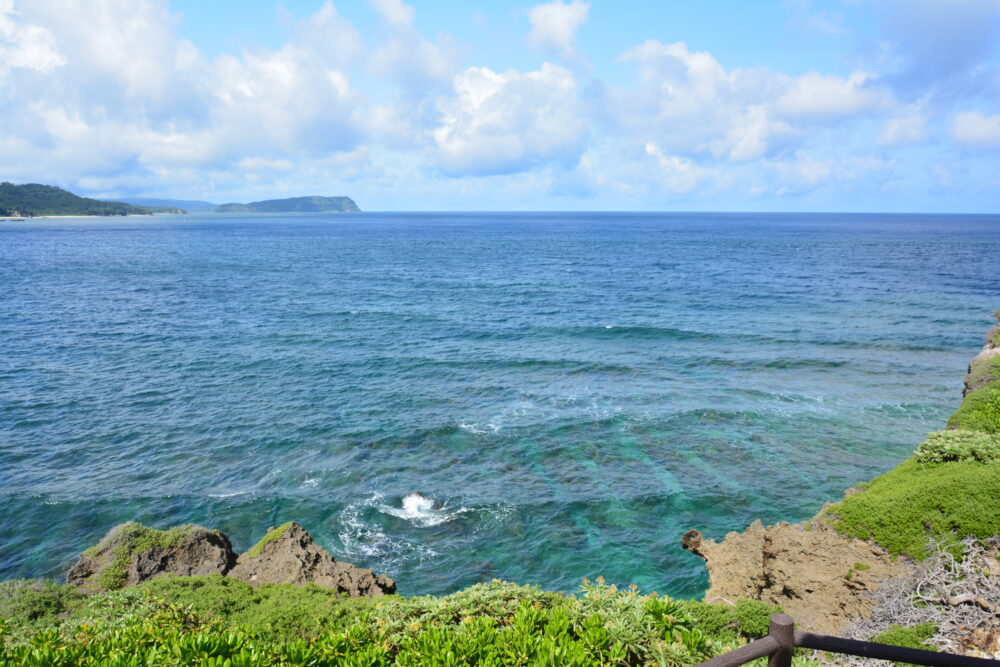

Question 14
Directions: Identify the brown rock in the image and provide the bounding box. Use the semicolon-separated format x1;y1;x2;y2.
229;522;395;597
67;522;236;593
684;520;911;633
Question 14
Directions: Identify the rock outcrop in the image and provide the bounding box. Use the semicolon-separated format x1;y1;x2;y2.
230;522;395;597
67;521;395;598
67;523;236;593
964;324;1000;396
682;519;911;633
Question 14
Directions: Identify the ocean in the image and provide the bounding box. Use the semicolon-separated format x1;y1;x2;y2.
1;211;997;598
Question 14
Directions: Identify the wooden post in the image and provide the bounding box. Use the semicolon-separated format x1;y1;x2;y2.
767;614;794;667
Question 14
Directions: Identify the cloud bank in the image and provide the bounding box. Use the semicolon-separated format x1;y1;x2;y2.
0;0;997;210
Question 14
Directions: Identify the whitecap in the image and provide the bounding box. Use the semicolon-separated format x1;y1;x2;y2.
379;491;469;527
208;490;250;498
337;493;439;563
301;477;319;488
458;421;499;434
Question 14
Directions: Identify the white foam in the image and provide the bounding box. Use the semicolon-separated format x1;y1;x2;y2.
458;421;500;434
337;492;439;563
301;477;319;488
207;490;250;498
379;491;468;527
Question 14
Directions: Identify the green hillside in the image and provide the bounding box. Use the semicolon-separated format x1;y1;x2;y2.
215;196;360;213
0;182;164;217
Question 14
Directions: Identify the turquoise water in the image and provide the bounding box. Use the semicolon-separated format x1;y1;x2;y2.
1;212;997;597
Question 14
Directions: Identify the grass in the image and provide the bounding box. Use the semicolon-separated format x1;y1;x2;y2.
245;522;295;559
826;459;1000;560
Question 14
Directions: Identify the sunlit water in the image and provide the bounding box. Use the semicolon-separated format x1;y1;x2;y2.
1;212;997;597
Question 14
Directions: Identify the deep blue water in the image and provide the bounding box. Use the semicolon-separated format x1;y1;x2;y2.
1;211;997;598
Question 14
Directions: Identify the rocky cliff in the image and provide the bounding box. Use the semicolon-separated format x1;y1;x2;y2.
683;314;1000;636
682;519;911;633
67;521;395;597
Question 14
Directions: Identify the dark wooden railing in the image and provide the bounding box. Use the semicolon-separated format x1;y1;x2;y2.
695;614;999;667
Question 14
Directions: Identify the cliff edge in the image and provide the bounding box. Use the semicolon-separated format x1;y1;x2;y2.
683;312;1000;636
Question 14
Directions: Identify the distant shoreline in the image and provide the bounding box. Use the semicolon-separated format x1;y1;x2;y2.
1;213;180;220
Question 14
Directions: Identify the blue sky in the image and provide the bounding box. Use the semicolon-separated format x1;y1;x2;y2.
1;0;998;211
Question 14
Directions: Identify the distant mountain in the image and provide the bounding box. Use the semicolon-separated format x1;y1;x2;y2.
115;197;216;212
214;196;360;213
0;182;170;217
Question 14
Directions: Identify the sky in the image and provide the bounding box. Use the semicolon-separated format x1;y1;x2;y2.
0;0;999;211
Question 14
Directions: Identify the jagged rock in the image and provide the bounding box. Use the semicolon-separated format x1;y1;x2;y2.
683;519;911;633
229;522;395;597
67;522;236;593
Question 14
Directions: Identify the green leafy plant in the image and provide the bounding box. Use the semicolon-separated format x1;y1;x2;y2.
914;430;1000;464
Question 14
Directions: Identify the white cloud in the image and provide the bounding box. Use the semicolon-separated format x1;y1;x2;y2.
776;71;889;118
877;109;928;146
0;0;64;76
951;111;1000;149
527;0;589;62
433;63;587;176
643;142;716;193
369;0;415;26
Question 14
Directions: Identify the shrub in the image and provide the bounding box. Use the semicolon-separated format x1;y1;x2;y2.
0;580;82;627
947;384;1000;433
871;622;937;650
0;577;750;666
829;459;1000;560
733;599;784;639
914;430;1000;464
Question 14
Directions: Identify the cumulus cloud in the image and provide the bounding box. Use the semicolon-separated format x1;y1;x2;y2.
776;71;889;118
432;63;587;176
0;0;367;198
0;0;64;76
527;0;589;62
951;111;1000;149
0;0;996;208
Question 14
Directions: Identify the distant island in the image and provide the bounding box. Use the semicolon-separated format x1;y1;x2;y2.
214;195;360;213
0;183;185;217
112;197;217;213
1;183;361;218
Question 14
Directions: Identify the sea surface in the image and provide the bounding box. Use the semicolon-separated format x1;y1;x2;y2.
1;212;998;598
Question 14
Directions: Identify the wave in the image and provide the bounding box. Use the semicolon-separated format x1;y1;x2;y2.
378;491;470;527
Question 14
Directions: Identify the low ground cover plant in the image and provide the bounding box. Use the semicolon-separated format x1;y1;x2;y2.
0;576;790;666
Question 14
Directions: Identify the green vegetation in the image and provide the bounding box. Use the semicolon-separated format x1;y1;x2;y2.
826;458;1000;560
245;522;294;559
826;313;1000;559
870;623;937;652
94;523;204;591
913;430;1000;464
947;384;1000;433
215;196;360;213
0;182;169;217
965;356;1000;394
0;576;793;666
